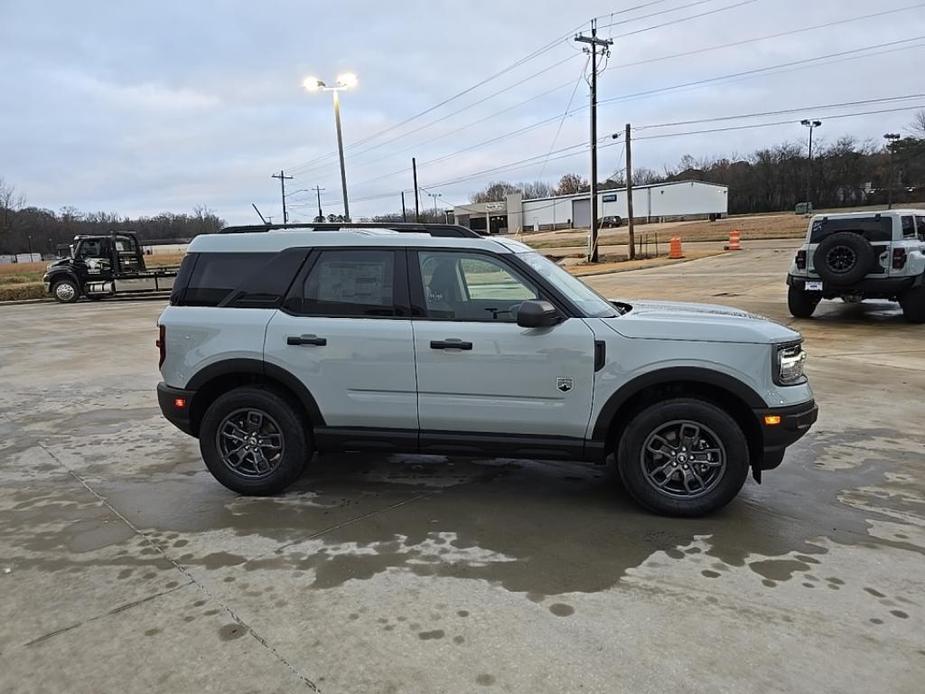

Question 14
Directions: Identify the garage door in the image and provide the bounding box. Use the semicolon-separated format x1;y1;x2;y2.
572;198;591;228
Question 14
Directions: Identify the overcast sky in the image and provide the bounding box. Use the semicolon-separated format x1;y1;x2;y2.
2;0;923;224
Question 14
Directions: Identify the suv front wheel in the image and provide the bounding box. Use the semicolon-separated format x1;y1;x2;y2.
617;398;749;517
199;386;310;495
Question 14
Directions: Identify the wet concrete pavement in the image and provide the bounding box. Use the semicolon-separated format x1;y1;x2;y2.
1;240;924;692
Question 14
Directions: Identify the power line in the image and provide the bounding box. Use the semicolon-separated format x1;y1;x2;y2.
599;36;925;107
284;1;758;177
634;94;925;130
609;2;925;71
599;0;759;37
540;56;590;178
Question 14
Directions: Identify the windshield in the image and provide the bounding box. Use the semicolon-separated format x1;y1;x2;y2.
518;251;619;318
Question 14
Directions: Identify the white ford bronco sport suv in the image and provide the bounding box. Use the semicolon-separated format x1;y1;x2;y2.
157;223;817;516
787;209;925;322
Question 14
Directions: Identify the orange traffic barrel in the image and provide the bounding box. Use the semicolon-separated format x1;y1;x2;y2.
725;229;742;250
669;237;683;259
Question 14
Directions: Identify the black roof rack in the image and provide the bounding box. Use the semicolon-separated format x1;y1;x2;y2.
219;222;483;238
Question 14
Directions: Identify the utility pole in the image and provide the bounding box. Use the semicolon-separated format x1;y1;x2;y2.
884;133;901;209
271;170;293;224
800;119;822;211
625;123;635;260
412;157;421;222
311;185;325;221
575;19;612;263
426;191;442;219
401;192;408;222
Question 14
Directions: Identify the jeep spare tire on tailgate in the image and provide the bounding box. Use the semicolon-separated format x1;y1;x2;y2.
812;231;875;285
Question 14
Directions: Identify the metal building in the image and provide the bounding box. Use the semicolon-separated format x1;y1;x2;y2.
453;180;728;234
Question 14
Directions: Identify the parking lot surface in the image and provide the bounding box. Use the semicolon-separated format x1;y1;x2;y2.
1;240;924;693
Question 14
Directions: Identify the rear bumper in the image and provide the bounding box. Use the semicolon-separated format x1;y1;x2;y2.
753;399;818;470
157;382;196;437
787;274;920;297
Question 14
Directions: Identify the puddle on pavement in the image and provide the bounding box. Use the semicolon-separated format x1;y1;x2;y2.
5;425;922;599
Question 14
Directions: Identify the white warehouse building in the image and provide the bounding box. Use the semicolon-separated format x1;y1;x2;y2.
453;180;728;234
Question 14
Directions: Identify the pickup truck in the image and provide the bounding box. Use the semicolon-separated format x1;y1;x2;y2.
43;232;179;303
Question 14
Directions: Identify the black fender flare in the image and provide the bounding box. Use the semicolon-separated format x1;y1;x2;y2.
185;358;325;426
590;366;767;442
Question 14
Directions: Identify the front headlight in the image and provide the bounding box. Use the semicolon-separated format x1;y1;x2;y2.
776;342;806;385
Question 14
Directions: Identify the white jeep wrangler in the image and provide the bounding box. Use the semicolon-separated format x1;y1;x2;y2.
157;224;817;517
787;209;925;322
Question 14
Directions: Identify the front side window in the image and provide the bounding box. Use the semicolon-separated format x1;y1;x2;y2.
297;249;397;317
418;251;538;322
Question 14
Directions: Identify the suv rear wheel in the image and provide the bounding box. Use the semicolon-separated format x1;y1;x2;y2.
787;285;820;318
199;386;310;495
617;398;749;517
900;286;925;324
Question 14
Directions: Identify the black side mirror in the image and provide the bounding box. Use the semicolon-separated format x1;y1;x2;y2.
517;300;561;328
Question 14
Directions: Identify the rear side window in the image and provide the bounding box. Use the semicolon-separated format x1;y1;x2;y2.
901;216;916;239
809;216;892;243
287;249;399;317
180;253;276;307
917;217;925;241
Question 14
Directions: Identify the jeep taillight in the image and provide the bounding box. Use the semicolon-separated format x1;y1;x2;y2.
157;324;166;367
892;247;907;270
795;250;807;270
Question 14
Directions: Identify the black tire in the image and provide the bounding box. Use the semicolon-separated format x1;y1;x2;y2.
616;398;749;517
812;232;875;285
52;278;80;303
900;285;925;324
788;285;819;318
199;386;309;495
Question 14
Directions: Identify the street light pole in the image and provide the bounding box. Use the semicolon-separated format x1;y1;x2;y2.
800;119;822;211
303;73;357;222
331;90;349;221
884;133;900;209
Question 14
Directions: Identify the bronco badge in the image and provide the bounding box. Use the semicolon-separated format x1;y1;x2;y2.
556;377;573;392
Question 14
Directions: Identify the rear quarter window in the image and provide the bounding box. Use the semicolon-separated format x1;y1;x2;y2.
809;216;892;243
177;252;278;307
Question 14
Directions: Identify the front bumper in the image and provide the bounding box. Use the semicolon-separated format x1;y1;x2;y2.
157;382;196;437
752;399;818;471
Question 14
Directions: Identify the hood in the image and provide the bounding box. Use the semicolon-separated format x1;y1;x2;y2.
604;300;800;344
47;258;71;269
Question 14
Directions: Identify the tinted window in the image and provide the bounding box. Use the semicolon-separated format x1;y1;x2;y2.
294;249;397;317
809;216;892;243
917;217;925;241
182;252;275;307
419;251;539;322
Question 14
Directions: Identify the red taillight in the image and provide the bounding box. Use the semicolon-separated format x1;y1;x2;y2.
795;250;807;270
892;247;907;270
157;324;166;367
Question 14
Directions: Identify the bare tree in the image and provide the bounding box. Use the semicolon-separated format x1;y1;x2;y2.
470;181;519;203
555;173;587;195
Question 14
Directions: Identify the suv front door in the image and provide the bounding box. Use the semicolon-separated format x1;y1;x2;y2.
264;248;418;437
409;249;596;443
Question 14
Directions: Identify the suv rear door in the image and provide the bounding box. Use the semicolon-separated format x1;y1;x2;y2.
408;248;596;444
263;248;418;434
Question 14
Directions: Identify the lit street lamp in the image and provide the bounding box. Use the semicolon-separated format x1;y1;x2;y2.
303;73;357;221
883;132;901;210
800;119;822;211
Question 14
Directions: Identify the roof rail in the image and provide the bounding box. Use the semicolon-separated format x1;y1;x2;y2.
219;222;483;238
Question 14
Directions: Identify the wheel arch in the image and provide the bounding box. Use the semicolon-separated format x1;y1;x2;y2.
185;359;324;437
593;367;766;468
